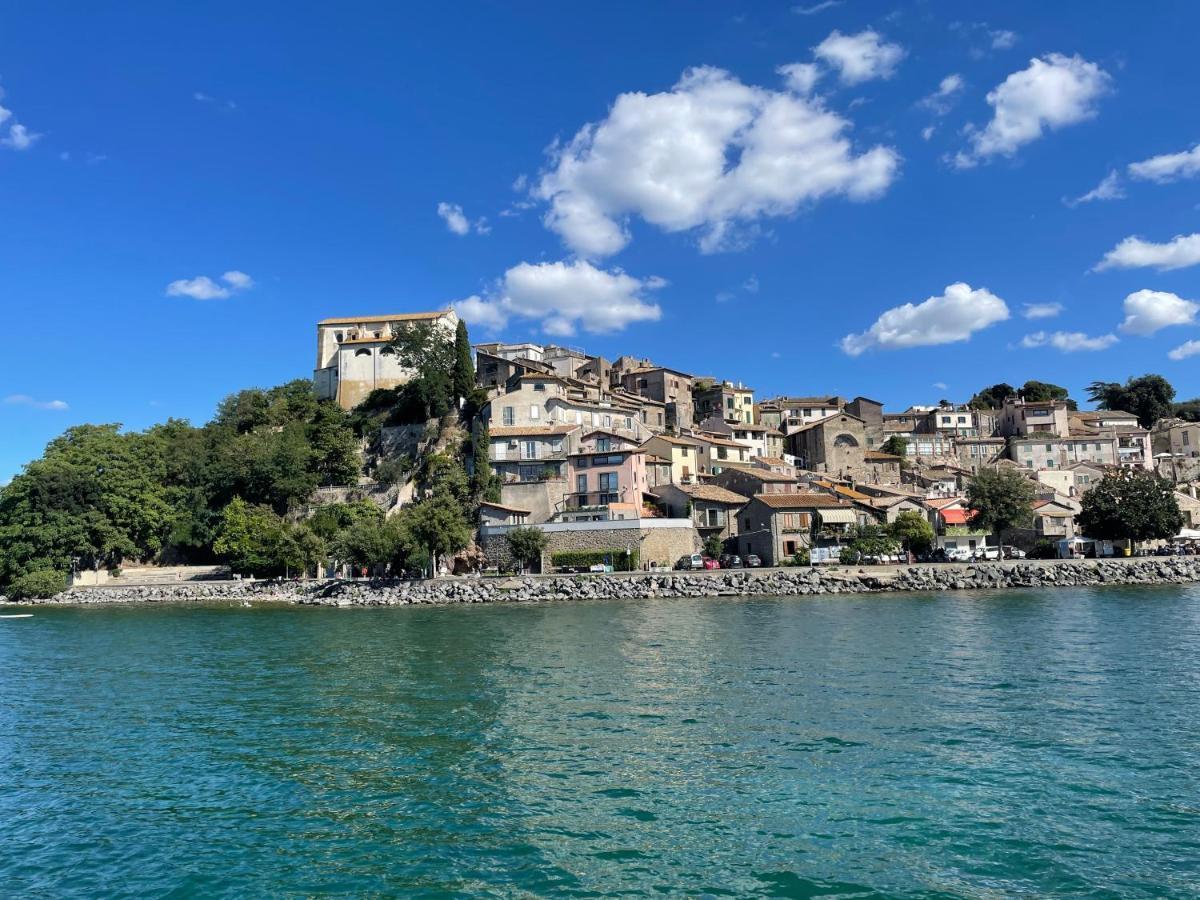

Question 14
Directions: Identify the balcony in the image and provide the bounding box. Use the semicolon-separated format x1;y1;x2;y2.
563;491;622;510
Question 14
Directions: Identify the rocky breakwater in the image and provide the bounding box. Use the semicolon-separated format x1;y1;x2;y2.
17;557;1200;607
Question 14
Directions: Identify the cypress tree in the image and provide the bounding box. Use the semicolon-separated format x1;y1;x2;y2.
453;319;474;404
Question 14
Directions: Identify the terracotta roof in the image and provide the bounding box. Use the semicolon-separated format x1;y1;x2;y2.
644;434;705;447
720;465;796;483
700;435;746;449
831;485;871;501
645;454;672;464
753;492;850;509
319;311;448;326
924;497;963;509
732;423;769;432
655;483;749;505
757;456;790;466
490;424;578;437
479;501;531;514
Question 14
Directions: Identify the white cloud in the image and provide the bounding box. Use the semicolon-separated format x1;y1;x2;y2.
4;394;68;411
920;74;964;115
1095;233;1200;272
1168;340;1200;361
955;53;1111;167
991;29;1018;49
777;62;821;95
453;259;663;336
1128;143;1200;183
1022;302;1064;319
1019;330;1117;352
743;275;759;294
1119;289;1199;336
437;202;470;236
0;86;40;151
814;30;905;85
194;90;237;110
165;270;254;301
793;1;840;14
933;381;949;390
840;282;1009;356
921;125;937;141
535;66;899;258
1064;170;1124;207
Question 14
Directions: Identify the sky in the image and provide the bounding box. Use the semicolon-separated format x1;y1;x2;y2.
2;0;1199;483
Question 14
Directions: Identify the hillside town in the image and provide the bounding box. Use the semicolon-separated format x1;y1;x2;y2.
316;310;1200;572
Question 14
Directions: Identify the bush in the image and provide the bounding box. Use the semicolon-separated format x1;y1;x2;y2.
8;569;68;600
551;550;637;572
1028;539;1058;560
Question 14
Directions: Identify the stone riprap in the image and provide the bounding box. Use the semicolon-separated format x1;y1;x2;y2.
9;557;1200;606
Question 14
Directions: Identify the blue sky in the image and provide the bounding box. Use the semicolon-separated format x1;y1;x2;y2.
2;1;1199;482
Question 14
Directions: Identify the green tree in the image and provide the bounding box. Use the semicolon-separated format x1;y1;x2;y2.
505;526;548;573
880;435;908;458
840;524;899;564
309;499;383;541
470;423;501;502
453;319;475;404
1077;469;1183;547
966;468;1036;541
396;493;472;576
388;321;456;419
7;569;68;600
213;498;288;576
703;534;724;559
1020;380;1075;409
419;453;470;504
969;383;1016;410
891;509;935;555
330;514;404;574
1174;398;1200;422
1088;374;1176;428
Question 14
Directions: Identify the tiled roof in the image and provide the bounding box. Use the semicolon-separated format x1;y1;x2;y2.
757;456;790;466
753;492;849;509
319;311;448;326
479;501;531;514
490;424;578;437
657;483;749;504
720;465;796;482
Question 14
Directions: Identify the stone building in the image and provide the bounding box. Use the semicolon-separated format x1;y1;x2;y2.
479;518;699;572
651;482;748;545
314;310;458;409
787;412;867;477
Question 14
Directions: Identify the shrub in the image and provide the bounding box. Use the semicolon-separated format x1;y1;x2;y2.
8;569;68;600
1028;539;1058;560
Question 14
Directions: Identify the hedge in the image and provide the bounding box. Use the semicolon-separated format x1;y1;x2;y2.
7;568;67;600
550;549;639;572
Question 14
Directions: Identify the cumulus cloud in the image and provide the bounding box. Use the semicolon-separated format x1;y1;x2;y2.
1128;143;1200;183
1064;170;1124;207
1119;289;1199;336
955;53;1111;167
920;74;964;116
453;259;663;336
1022;302;1064;319
165;270;254;301
1020;330;1117;352
1168;340;1200;361
814;30;905;85
840;282;1009;356
991;29;1018;49
777;62;821;95
1095;233;1200;272
534;66;900;258
437;202;471;235
4;394;68;411
0;87;40;151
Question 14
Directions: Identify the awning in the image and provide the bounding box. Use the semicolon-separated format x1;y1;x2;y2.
940;508;977;525
818;509;858;525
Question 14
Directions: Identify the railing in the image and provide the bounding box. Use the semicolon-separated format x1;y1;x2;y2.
564;491;621;509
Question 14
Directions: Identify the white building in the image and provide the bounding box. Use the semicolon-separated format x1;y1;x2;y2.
314;310;458;409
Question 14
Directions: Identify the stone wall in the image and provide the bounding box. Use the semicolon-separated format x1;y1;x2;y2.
19;557;1200;606
480;520;700;571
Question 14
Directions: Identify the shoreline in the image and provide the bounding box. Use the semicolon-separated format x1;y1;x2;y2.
8;557;1200;607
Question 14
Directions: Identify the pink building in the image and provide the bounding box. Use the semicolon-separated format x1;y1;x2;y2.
562;430;650;521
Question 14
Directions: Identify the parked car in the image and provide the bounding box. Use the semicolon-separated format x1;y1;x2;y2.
920;548;949;563
743;554;763;568
702;557;721;570
1002;545;1027;560
719;554;742;569
675;553;704;570
972;546;1002;561
946;547;973;562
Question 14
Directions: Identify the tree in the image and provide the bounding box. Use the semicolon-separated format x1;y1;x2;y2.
453;319;475;404
396;493;472;576
419;453;470;504
891;510;934;555
1088;375;1176;428
388;321;456;419
1078;469;1183;547
969;383;1016;410
839;524;899;564
505;527;547;573
471;423;501;502
703;534;724;559
1174;398;1200;423
966;468;1036;541
7;569;67;600
1020;380;1076;410
880;435;908;458
213;498;288;576
330;514;404;574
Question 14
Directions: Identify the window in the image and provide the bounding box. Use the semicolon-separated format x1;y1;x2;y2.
705;508;725;528
598;472;618;492
596;437;611;452
335;331;344;342
1045;444;1053;451
575;457;588;468
604;415;612;428
576;474;587;493
533;382;546;392
354;348;371;357
1046;459;1055;468
502;407;515;426
957;416;966;424
1185;432;1191;446
625;416;633;431
530;406;540;420
942;416;951;425
522;441;537;460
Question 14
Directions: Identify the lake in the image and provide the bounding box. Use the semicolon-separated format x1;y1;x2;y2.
3;587;1200;897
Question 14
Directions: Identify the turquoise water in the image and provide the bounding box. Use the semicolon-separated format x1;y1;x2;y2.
3;589;1200;897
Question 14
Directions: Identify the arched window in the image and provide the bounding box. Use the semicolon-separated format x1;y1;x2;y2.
834;434;859;448
355;348;372;357
380;346;396;356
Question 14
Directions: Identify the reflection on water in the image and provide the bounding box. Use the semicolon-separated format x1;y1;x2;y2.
3;588;1200;897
